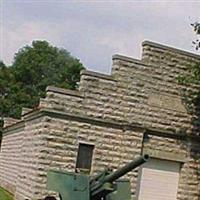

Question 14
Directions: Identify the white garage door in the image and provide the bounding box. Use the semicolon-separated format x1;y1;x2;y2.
137;158;180;200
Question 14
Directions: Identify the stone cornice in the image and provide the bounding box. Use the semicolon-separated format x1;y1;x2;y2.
81;70;117;82
20;108;200;140
145;128;200;142
145;128;185;140
112;54;148;66
3;108;200;142
41;108;143;131
46;86;84;98
3;120;25;135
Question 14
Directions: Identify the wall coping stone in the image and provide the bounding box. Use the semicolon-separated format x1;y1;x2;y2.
3;117;21;128
142;40;200;59
81;70;117;81
21;107;33;116
46;86;84;98
112;54;148;66
3;120;25;135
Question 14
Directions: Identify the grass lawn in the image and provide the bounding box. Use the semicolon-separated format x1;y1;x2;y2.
0;187;14;200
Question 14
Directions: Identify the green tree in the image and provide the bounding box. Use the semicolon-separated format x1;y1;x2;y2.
180;21;200;85
0;61;15;143
178;21;200;134
0;41;84;144
184;21;200;85
191;21;200;50
0;61;21;119
0;40;84;119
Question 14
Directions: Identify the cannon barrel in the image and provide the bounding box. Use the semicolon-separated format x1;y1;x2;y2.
102;154;149;183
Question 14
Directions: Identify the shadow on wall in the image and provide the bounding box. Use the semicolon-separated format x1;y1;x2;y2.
180;85;200;137
177;61;200;138
177;83;200;199
177;63;200;160
191;93;200;136
0;120;3;148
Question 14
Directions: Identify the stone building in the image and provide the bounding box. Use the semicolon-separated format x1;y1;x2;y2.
0;41;200;200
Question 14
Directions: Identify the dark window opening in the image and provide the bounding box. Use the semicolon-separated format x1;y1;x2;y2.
75;143;94;173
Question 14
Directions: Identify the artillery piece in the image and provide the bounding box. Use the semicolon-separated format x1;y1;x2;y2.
45;154;149;200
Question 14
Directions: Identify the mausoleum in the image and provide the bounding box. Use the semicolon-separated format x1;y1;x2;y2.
0;41;200;200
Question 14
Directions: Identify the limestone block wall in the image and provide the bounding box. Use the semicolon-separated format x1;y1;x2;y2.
111;50;199;133
0;116;50;200
0;41;199;200
0;123;24;194
28;116;143;199
14;116;49;200
40;41;199;134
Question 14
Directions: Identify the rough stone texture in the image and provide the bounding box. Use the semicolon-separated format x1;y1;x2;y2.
0;130;24;194
3;118;21;128
0;41;200;200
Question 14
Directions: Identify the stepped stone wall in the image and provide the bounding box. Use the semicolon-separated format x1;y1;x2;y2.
0;41;200;200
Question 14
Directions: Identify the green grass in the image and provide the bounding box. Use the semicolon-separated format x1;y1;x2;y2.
0;187;14;200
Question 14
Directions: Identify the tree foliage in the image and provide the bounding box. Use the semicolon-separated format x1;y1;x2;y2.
179;21;200;86
191;21;200;50
10;40;84;115
187;21;200;85
178;21;200;134
0;40;84;142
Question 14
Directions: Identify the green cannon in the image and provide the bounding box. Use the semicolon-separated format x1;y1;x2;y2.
45;154;149;200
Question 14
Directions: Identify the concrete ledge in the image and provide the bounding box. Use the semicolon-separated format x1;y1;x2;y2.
46;86;84;98
43;108;143;131
22;108;200;141
21;107;32;116
81;70;116;81
3;121;25;135
143;148;187;163
3;117;21;128
142;40;200;59
145;128;185;140
22;108;143;131
144;129;200;146
112;54;148;66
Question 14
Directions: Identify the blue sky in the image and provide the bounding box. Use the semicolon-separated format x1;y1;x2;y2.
1;1;200;73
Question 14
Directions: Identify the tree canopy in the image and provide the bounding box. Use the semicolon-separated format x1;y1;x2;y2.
177;21;200;134
0;40;84;141
185;21;200;85
191;21;200;50
179;21;200;86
